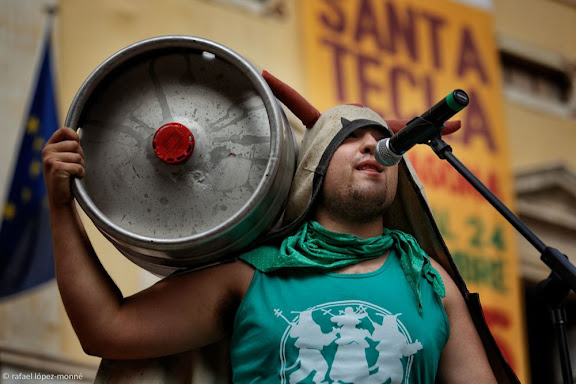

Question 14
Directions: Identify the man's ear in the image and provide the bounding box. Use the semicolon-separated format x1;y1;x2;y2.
385;120;461;135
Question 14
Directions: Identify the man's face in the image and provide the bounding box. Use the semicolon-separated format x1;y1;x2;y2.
318;126;399;222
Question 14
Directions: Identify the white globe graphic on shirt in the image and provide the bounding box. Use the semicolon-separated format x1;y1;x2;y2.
274;300;422;384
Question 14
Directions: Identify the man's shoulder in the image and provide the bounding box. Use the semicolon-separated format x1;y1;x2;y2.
215;258;256;277
192;259;256;299
170;257;256;289
239;242;282;258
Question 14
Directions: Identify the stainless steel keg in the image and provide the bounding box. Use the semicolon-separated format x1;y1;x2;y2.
65;36;296;275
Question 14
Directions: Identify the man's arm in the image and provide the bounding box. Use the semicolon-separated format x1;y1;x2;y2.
430;258;497;383
42;127;254;360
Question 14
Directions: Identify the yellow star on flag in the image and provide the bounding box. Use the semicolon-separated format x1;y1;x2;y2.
29;160;42;178
27;116;40;134
33;136;45;151
21;187;32;203
3;202;16;220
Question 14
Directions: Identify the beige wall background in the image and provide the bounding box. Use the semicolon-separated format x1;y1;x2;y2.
493;0;576;171
1;0;575;381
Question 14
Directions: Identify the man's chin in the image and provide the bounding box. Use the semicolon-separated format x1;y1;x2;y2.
351;188;391;205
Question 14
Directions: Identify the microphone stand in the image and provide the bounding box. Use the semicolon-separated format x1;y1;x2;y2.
426;132;576;384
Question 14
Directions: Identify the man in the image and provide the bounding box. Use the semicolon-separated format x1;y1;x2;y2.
42;74;510;382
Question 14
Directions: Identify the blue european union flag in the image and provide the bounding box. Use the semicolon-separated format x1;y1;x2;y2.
0;32;58;298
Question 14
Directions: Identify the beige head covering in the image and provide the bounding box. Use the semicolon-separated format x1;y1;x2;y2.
261;70;519;383
283;104;391;226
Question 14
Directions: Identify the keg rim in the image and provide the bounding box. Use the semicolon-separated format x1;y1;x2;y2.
65;35;285;250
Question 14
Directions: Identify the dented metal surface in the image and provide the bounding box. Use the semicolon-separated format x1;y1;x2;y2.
66;36;296;274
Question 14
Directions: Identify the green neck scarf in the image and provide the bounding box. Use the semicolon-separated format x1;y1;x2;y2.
241;221;445;313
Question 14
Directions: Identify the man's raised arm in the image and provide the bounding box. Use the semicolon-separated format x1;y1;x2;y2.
42;127;253;360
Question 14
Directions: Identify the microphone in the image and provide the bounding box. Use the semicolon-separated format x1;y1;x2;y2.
375;89;469;166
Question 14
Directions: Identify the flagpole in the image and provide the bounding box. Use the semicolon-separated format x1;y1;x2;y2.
43;4;58;34
15;4;59;145
41;4;58;84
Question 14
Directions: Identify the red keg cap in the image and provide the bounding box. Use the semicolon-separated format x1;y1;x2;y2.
152;122;195;164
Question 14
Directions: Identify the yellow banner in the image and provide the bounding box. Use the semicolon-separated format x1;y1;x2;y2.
300;0;528;381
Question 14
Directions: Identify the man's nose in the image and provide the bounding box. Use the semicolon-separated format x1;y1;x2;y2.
361;134;378;154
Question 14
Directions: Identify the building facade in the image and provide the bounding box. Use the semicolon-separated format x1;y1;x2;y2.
1;0;575;382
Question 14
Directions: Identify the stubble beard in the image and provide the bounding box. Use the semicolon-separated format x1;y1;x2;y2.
321;183;392;225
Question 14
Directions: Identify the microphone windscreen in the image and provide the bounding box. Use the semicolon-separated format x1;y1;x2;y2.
375;139;403;167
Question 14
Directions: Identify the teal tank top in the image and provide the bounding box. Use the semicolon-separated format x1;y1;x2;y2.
230;249;449;383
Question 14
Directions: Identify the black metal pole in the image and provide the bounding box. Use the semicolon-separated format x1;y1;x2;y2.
428;138;576;291
427;136;575;384
539;273;574;384
428;138;546;250
553;302;573;384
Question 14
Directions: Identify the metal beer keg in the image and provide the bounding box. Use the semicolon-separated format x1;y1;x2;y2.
65;36;296;275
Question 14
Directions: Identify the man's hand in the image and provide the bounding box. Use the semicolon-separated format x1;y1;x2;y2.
42;127;85;207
